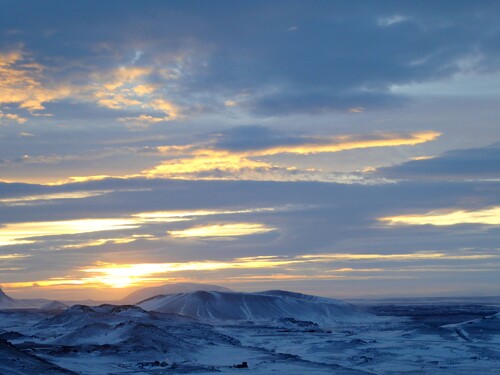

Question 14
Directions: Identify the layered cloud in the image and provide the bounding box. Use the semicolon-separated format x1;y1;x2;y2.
0;1;498;299
143;127;440;181
0;204;280;247
379;206;500;226
0;176;498;299
375;143;500;181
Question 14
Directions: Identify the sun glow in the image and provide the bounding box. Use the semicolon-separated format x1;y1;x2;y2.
81;257;296;288
2;249;497;291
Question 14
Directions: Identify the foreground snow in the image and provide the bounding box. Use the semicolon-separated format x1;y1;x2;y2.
0;291;498;374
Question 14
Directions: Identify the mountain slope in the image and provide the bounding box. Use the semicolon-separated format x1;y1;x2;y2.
0;338;76;374
121;282;232;304
0;288;59;310
0;288;16;308
138;290;369;324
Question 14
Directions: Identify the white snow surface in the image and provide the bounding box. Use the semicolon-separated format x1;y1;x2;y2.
0;288;498;374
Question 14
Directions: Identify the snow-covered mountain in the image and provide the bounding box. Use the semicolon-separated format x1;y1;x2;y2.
120;282;232;304
137;290;369;324
0;288;62;310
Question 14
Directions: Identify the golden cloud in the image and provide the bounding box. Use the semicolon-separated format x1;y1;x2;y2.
0;49;180;125
0;190;111;206
0;50;71;113
379;206;500;226
0;207;277;247
168;223;276;238
143;131;440;179
0;219;139;246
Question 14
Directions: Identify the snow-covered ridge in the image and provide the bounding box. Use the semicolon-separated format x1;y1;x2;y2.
443;312;500;343
137;290;370;324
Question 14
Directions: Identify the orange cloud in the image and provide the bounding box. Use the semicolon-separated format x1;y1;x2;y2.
0;50;71;113
0;49;180;125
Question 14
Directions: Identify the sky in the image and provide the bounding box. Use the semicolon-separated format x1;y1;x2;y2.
0;0;499;300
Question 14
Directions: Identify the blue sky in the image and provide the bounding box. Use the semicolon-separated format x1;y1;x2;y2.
0;0;498;300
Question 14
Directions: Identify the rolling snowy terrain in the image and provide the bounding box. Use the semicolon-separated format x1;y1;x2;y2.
0;286;498;374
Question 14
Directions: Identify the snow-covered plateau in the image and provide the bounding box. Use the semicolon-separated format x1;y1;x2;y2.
0;285;498;374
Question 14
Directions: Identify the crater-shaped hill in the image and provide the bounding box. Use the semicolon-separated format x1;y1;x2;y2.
137;290;370;324
120;282;232;304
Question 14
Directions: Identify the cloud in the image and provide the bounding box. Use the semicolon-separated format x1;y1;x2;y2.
0;49;180;127
0;218;139;246
0;177;497;298
0;111;27;124
0;190;111;206
143;128;440;181
379;206;500;226
90;67;180;126
1;1;499;121
0;204;279;247
168;223;276;238
0;50;71;113
0;254;29;260
375;143;500;180
377;14;409;27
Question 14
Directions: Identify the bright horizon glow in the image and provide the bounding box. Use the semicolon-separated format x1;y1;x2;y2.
2;250;496;291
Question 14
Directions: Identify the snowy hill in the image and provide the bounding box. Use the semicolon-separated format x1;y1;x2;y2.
443;312;500;343
0;288;61;310
137;290;369;324
120;282;232;304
